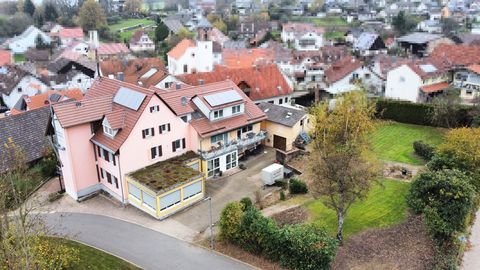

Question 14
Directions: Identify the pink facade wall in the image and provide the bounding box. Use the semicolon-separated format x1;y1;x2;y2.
96;150;123;201
119;95;198;198
62;123;99;198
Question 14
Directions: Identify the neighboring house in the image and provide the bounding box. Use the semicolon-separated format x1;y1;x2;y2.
129;30;155;52
222;48;275;68
353;32;387;56
452;64;480;102
0;49;12;67
385;60;449;103
417;20;443;33
281;22;325;51
177;64;294;105
95;43;131;60
396;32;454;56
11;89;83;115
164;19;187;35
49;77;265;219
258;102;311;152
100;57;172;88
167;39;215;75
5;26;51;54
0;67;49;109
47;57;96;93
51;27;85;45
25;48;51;64
0;107;51;173
324;56;368;95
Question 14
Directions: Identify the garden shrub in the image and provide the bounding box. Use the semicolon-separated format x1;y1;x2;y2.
240;197;253;211
219;202;244;241
273;224;338;270
407;169;475;239
413;140;435;161
289;178;308;194
280;191;286;201
219;203;338;270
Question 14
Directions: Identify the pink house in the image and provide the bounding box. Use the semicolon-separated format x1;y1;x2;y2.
51;77;265;219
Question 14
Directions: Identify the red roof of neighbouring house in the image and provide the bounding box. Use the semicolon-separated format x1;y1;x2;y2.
97;43;131;56
155;80;266;137
430;44;480;68
52;27;84;39
167;39;195;60
325;56;363;84
282;22;325;36
222;48;275;69
420;82;450;93
100;58;167;88
177;64;292;101
467;64;480;74
0;50;12;66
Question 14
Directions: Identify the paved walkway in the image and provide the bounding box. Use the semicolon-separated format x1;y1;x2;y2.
462;210;480;269
43;212;252;270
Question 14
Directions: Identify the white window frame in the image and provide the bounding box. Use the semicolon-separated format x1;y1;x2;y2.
232;105;241;114
103;125;115;137
226;152;237;170
207;158;220;177
213;110;224;119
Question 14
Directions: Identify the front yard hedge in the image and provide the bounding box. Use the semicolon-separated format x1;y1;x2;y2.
219;202;338;270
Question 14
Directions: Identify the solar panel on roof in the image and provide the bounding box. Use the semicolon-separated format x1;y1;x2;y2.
419;64;437;73
204;90;242;107
113;87;146;111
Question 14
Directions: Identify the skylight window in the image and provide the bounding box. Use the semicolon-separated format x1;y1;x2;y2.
204;90;242;107
419;64;437;73
113;87;146;111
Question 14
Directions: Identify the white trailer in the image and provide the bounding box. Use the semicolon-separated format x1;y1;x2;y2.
261;163;284;186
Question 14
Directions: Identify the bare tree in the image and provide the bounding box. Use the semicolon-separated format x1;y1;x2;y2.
308;91;380;243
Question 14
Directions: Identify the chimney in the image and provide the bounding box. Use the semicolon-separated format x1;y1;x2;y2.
88;30;99;49
117;72;124;81
176;83;181;90
198;79;204;85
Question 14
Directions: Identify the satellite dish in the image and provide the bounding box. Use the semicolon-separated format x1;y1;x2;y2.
181;96;188;106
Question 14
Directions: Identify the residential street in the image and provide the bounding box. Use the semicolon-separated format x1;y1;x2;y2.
43;212;253;270
462;210;480;270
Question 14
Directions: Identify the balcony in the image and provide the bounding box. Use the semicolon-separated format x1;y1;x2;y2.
199;130;267;160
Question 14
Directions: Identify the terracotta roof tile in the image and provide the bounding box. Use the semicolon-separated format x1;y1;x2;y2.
467;64;480;74
97;43;131;55
167;39;195;60
24;89;83;112
105;110;126;129
100;58;167;87
0;50;12;66
420;82;450;93
178;64;292;101
52;27;84;39
325;56;363;84
430;44;480;68
222;48;275;68
53;96;112;128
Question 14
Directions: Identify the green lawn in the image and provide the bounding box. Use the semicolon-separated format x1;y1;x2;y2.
371;121;444;165
51;238;140;270
311;17;349;27
305;179;410;238
14;54;25;63
324;31;345;40
109;18;156;41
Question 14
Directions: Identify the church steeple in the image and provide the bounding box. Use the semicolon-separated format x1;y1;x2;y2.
197;18;212;41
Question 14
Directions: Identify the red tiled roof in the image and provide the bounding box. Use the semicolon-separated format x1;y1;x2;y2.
282;22;325;35
222;48;275;69
467;64;480;74
53;27;84;39
26;89;83;111
325;56;363;84
155;80;266;137
430;44;480;68
54;78;155;152
0;50;11;66
177;64;292;101
130;29;149;44
420;82;450;93
100;58;167;88
97;43;131;55
167;39;195;60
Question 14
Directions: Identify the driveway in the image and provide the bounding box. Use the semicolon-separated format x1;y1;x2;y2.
43;212;253;270
172;147;276;234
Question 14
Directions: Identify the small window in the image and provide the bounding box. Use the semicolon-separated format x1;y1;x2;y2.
285;97;288;103
191;53;195;57
18;87;22;92
151;145;163;159
183;64;188;73
172;138;185;152
159;123;171;134
211;133;226;143
150;105;160;113
365;73;371;79
399;76;405;82
103;125;115;137
106;172;112;184
279;98;283;104
181;116;188;123
466;90;473;95
113;176;118;188
213;110;224;119
268;101;274;104
142;128;155;138
232;105;241;114
103;149;110;162
300;119;304;126
77;78;82;83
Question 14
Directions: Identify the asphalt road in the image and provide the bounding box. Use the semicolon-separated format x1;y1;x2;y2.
43;212;253;270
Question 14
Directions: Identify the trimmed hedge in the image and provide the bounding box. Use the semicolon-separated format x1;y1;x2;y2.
413;140;435;161
375;99;473;127
289;178;308;194
219;203;337;270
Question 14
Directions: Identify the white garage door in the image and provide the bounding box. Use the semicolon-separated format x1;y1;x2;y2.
160;190;181;211
183;181;202;200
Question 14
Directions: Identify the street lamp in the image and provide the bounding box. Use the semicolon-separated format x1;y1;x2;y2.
203;196;214;249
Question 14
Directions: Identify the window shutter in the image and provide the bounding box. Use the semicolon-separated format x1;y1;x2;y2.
112;154;116;166
142;130;146;139
159;125;163;134
100;168;104;179
151;147;156;159
151;127;155;136
97;146;101;157
168;123;171;131
159;145;163;157
114;177;119;188
182;138;186;149
172;141;176;152
150;107;153;113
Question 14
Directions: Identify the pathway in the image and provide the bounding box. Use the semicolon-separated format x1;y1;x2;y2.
43;212;253;270
462;210;480;269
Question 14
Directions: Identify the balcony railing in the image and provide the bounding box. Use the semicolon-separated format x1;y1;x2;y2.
198;131;267;160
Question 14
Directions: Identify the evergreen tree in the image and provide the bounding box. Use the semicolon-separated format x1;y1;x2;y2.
23;0;36;16
155;20;169;43
44;2;59;22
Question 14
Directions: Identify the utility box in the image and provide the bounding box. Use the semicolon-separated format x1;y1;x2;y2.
261;164;284;185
